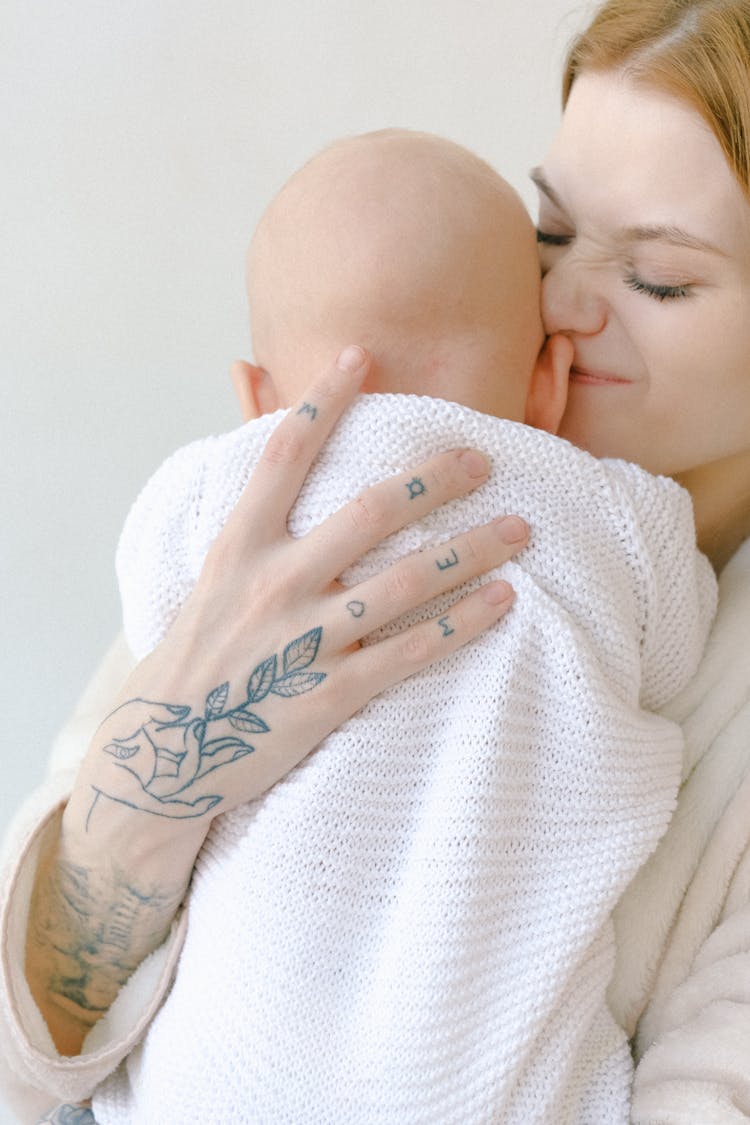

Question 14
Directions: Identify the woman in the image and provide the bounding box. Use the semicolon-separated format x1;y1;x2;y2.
3;0;750;1121
535;4;750;1120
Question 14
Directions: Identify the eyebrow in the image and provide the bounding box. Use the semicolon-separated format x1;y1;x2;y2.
529;166;725;256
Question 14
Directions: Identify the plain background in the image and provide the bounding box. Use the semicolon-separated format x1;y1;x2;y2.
2;1;595;1118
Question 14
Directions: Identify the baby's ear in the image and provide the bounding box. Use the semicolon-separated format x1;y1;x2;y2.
230;360;281;422
524;334;573;434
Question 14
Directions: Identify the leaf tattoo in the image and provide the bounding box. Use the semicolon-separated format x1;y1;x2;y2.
229;710;270;733
282;627;322;674
89;628;327;824
205;681;229;718
247;655;277;703
270;672;326;697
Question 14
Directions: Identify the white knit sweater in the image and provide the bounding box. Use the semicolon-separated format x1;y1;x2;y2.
100;395;715;1124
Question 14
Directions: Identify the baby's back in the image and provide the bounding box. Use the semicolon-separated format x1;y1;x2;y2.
108;394;715;1124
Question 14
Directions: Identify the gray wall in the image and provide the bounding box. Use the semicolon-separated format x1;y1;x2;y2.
1;1;595;1117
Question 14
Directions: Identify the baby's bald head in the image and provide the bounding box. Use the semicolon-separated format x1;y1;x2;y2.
246;130;546;419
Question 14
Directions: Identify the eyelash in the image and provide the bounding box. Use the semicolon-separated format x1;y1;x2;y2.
624;274;692;302
536;230;693;302
536;229;571;247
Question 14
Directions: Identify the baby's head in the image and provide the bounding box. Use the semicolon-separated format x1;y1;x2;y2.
245;129;569;429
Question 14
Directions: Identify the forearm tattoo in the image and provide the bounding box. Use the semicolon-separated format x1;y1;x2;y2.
28;851;185;1035
88;628;326;825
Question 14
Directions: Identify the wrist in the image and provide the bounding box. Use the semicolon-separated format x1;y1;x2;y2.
64;749;210;873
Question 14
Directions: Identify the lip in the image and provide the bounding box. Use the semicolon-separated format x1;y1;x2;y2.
570;365;632;387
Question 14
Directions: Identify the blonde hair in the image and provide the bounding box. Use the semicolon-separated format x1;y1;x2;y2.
563;0;750;195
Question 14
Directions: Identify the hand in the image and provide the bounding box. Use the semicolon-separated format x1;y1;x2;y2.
81;346;527;826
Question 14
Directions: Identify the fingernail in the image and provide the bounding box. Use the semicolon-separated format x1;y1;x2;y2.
457;449;490;479
483;580;514;605
336;344;366;373
495;515;528;544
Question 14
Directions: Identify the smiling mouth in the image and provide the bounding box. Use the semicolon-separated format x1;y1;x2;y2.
570;366;631;386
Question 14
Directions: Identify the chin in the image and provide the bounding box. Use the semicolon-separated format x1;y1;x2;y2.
557;416;602;457
559;421;639;466
559;403;636;462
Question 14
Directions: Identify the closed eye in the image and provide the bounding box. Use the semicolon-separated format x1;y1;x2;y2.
536;229;572;247
624;274;693;301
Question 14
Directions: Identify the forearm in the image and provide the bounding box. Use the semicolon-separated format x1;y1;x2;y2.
25;783;206;1057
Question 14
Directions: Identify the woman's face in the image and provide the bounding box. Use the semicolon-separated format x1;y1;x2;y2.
536;70;750;478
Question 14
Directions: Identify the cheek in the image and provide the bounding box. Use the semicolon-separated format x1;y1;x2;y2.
628;298;728;398
667;301;750;405
641;300;750;461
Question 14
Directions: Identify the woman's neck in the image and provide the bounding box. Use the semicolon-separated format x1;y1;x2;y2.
675;448;750;573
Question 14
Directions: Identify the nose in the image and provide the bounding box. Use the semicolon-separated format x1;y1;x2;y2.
541;254;608;338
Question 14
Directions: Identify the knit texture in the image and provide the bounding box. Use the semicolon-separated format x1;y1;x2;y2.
104;394;716;1124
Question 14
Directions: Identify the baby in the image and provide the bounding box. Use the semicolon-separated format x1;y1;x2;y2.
103;131;715;1124
238;127;565;439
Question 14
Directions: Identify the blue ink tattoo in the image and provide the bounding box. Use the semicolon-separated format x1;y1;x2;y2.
297;402;318;421
406;477;427;500
436;548;460;571
89;628;326;824
36;1107;96;1125
438;616;455;637
346;600;366;619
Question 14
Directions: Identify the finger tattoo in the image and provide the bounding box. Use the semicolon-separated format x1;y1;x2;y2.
436;548;460;571
406;477;427;500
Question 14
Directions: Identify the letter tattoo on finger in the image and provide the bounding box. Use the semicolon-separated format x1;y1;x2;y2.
438;616;455;637
297;402;318;421
436;548;460;571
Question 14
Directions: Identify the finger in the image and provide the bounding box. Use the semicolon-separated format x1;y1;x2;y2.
330;514;528;644
98;700;190;740
301;446;492;585
339;580;515;709
227;345;372;540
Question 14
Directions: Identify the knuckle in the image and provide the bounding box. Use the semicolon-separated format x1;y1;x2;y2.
384;561;421;605
427;456;455;493
431;448;476;493
399;628;431;666
348;489;385;535
261;426;306;468
309;373;339;403
458;530;481;567
252;560;302;612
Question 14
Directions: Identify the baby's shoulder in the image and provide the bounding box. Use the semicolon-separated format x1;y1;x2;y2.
124;416;280;537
